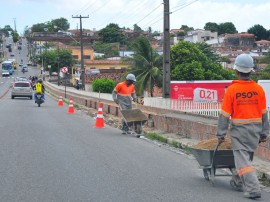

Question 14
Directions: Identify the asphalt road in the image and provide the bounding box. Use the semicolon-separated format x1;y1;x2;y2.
1;41;270;202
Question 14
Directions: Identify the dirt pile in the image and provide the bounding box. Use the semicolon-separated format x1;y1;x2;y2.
193;138;232;150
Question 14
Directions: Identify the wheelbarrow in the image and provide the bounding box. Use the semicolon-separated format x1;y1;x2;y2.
191;143;235;184
119;106;148;138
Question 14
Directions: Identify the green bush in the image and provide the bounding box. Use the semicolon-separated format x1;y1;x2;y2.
92;78;115;93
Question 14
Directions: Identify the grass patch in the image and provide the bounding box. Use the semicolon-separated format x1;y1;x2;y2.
146;133;167;144
171;140;179;148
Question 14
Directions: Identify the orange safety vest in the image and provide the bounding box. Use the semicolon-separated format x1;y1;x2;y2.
221;80;267;124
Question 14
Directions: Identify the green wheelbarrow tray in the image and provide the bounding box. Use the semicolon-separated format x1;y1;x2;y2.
120;108;148;124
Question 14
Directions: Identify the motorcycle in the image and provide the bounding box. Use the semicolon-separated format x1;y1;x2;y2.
22;68;25;74
35;93;44;107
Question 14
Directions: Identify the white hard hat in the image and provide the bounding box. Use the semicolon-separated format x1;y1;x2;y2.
126;74;136;82
233;54;254;73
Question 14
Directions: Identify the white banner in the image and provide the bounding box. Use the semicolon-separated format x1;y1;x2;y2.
193;88;218;102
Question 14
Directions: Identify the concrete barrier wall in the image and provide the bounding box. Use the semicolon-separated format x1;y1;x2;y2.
45;83;270;161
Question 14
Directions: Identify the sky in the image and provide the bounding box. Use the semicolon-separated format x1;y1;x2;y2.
0;0;270;35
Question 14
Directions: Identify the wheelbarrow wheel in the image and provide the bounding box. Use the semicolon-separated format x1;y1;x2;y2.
203;168;210;181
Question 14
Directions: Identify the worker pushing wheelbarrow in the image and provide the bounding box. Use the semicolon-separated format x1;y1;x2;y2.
112;74;147;137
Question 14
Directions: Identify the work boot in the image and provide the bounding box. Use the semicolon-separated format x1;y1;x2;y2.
230;179;243;192
243;192;261;199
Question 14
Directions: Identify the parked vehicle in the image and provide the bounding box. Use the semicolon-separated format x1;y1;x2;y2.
11;81;33;99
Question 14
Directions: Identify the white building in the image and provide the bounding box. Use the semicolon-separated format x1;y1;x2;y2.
184;29;218;43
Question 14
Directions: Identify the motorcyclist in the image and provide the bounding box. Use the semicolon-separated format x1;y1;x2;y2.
33;79;45;102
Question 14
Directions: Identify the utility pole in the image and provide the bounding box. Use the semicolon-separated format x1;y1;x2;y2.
13;18;17;32
163;0;171;98
72;15;89;90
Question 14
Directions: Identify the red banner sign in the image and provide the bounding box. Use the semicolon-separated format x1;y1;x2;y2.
171;81;233;102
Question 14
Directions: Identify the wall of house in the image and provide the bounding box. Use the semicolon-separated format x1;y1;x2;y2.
72;49;94;60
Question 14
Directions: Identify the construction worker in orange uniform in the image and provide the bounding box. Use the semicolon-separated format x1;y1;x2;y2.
112;74;137;134
216;54;269;199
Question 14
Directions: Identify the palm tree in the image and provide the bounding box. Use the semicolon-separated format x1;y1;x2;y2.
126;37;163;97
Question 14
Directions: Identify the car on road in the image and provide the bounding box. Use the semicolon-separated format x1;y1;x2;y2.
14;76;28;82
2;70;10;77
22;65;28;72
19;62;23;67
10;53;15;57
11;81;33;99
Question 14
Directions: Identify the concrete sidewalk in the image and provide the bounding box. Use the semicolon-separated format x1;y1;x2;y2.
45;81;270;189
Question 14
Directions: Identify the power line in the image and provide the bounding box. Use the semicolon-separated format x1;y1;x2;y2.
134;3;162;25
72;0;96;15
79;1;99;14
143;0;199;29
95;0;143;29
90;0;112;15
119;0;161;28
171;0;198;13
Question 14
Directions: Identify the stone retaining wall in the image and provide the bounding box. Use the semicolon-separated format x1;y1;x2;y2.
45;83;270;161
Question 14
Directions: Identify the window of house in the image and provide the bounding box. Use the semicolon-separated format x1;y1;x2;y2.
110;67;115;69
73;55;79;59
83;55;91;59
90;67;96;69
121;67;126;70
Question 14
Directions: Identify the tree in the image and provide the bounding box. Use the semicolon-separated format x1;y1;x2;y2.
31;23;47;32
36;48;75;73
133;24;143;33
11;31;20;43
247;24;269;41
49;18;70;32
195;42;219;62
0;25;13;37
92;41;119;57
218;22;237;35
98;23;126;44
170;41;235;80
126;37;163;96
180;25;194;33
204;22;219;33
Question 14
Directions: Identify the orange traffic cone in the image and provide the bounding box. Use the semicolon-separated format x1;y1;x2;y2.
58;95;63;106
94;103;104;128
68;97;75;114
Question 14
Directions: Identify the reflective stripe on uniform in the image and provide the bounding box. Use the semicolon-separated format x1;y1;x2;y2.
237;166;255;176
221;110;231;118
232;118;262;124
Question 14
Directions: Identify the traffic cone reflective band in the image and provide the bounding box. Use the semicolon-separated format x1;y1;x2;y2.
94;103;104;128
68;97;74;114
58;95;63;106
